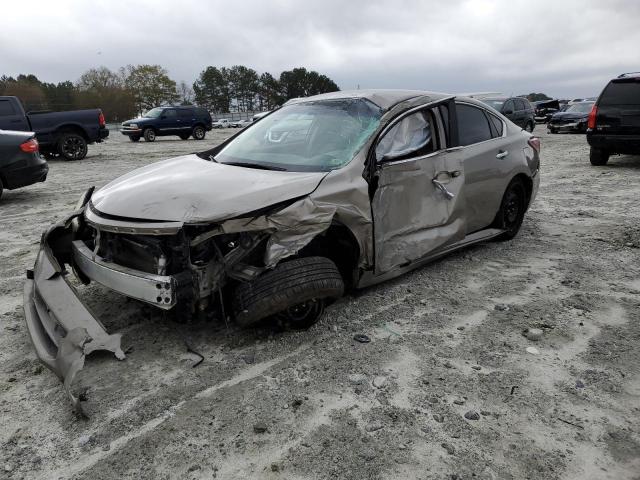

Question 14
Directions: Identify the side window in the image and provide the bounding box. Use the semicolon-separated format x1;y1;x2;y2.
487;112;504;137
514;99;526;111
376;110;433;162
0;100;17;116
179;109;193;119
502;99;515;114
455;104;493;146
164;109;178;118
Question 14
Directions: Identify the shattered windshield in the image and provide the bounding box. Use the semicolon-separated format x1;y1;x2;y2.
481;99;505;111
143;108;164;118
566;102;594;113
213;99;382;172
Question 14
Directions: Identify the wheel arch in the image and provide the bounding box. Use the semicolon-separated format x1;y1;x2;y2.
298;221;361;289
55;124;89;141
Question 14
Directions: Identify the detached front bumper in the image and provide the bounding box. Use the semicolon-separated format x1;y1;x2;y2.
23;214;125;414
548;122;583;133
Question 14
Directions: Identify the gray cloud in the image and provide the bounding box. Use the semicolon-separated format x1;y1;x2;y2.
2;0;639;98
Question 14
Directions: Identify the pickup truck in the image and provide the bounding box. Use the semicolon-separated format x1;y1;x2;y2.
0;96;109;160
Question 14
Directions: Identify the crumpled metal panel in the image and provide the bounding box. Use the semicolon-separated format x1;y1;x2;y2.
23;215;125;415
221;197;337;267
372;149;467;274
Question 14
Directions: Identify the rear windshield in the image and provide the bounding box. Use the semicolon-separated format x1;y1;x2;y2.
480;99;505;111
600;81;640;105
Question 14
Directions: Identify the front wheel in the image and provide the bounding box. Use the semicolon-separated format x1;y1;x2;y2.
179;134;190;140
525;122;534;133
233;256;344;329
129;136;140;142
143;128;156;142
589;147;609;166
492;178;527;241
192;126;206;140
57;133;88;160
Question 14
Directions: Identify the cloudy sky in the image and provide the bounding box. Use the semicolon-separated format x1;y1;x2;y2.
2;0;639;98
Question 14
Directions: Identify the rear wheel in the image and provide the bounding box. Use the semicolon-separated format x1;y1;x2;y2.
233;256;344;329
192;125;206;140
57;132;88;160
143;128;156;142
525;121;534;133
0;178;3;200
590;147;609;166
492;178;527;241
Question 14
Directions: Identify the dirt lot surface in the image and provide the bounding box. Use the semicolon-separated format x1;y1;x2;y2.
1;127;639;480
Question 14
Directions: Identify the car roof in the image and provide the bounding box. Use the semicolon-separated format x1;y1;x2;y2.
284;89;451;110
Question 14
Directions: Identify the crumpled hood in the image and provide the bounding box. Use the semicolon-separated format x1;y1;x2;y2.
91;154;327;223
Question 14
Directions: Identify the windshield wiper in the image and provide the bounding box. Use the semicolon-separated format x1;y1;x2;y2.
223;161;287;171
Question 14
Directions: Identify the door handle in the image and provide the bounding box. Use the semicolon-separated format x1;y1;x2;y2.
496;150;509;159
432;179;455;200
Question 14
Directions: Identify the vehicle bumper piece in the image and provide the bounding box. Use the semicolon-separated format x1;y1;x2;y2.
4;161;48;189
72;240;177;309
23;216;125;415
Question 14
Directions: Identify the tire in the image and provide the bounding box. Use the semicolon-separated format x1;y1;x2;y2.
525;122;534;133
548;127;556;134
143;128;156;142
57;132;88;160
233;256;344;329
589;147;609;166
492;178;527;241
192;125;206;140
0;177;3;200
130;136;141;142
179;134;190;140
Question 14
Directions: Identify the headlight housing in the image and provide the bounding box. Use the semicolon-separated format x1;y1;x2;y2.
129;123;138;129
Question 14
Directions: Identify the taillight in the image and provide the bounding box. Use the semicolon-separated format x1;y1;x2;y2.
587;105;597;129
98;111;106;128
528;137;541;153
20;138;39;153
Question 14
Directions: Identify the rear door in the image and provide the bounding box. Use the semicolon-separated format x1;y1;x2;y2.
179;108;195;132
502;99;516;125
596;78;640;135
372;105;466;274
454;102;514;232
0;98;29;131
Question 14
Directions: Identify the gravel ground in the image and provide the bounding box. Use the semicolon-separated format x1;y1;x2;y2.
1;127;639;480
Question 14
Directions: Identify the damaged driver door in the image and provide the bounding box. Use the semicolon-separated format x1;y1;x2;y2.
372;106;467;274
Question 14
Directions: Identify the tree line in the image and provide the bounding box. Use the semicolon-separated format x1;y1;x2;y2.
0;65;339;122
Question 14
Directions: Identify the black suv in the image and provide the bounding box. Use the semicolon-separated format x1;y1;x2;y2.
121;106;212;142
479;96;536;132
587;72;640;165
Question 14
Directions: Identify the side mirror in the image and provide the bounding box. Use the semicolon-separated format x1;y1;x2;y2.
503;109;514;115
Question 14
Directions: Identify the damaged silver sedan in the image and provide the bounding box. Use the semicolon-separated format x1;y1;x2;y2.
23;90;540;410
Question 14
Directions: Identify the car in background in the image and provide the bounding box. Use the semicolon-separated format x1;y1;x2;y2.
480;96;535;131
232;119;253;128
25;89;541;410
587;72;640;165
533;99;561;123
212;118;232;129
0;130;48;199
121;106;212;142
0;96;108;160
252;111;271;122
547;101;595;134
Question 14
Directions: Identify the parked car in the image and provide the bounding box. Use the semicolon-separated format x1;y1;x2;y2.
547;101;595;133
212;118;232;129
24;89;540;411
587;72;640;165
533;99;561;123
252;111;271;122
0;96;108;160
0;130;48;199
121;106;212;142
480;96;536;131
231;119;253;128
